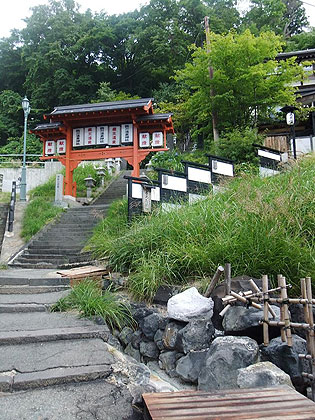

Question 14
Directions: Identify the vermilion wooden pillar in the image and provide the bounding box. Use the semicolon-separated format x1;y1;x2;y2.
64;124;73;197
132;120;140;177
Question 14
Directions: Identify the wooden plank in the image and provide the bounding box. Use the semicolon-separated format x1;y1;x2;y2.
57;265;108;279
143;387;315;420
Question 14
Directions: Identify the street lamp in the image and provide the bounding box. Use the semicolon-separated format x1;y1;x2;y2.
280;105;298;159
21;96;30;201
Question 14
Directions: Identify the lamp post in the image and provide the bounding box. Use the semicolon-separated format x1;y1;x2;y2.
280;105;298;159
21;96;30;201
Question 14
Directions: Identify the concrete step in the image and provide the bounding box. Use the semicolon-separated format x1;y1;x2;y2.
0;277;69;286
0;338;114;392
0;303;47;313
20;254;91;261
0;285;70;294
27;246;82;252
25;249;82;255
9;261;93;269
0;325;109;346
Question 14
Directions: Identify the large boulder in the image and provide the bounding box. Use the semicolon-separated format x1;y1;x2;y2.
176;350;208;383
237;362;294;389
167;287;214;322
260;335;310;392
198;336;259;390
176;319;215;354
223;306;280;331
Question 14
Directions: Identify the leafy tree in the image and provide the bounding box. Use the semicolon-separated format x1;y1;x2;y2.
94;82;140;102
286;28;315;51
174;30;304;143
0;90;23;146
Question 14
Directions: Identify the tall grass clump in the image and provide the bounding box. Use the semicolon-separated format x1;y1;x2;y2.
89;155;315;300
51;279;134;330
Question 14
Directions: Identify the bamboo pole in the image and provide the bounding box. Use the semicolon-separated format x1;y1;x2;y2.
278;274;287;343
262;275;269;346
219;304;231;317
249;278;276;318
265;320;310;329
230;291;262;310
280;275;292;346
306;276;315;401
224;263;231;296
204;265;225;298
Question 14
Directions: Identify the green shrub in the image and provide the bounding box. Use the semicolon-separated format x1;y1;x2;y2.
89;155;315;300
73;163;110;197
51;279;135;330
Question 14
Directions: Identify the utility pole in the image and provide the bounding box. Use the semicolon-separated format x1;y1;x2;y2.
204;16;219;142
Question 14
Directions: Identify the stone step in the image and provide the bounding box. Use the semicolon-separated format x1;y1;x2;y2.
0;303;47;313
0;325;109;346
25;249;83;255
9;261;93;269
0;285;70;294
20;254;91;261
0;338;114;392
27;246;82;252
0;277;69;286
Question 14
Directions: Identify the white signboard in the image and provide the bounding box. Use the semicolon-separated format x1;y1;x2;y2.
188;167;211;184
162;175;187;192
152;132;163;147
56;139;66;154
151;186;160;202
96;126;108;146
45;140;56;155
139;132;150;148
73;128;84;147
258;149;281;161
84;127;96;146
109;126;121;146
121;124;133;144
212;160;234;177
131;183;142;199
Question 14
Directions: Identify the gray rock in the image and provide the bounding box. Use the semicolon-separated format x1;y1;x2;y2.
118;326;134;347
177;319;214;354
158;316;169;330
237;362;293;389
260;335;311;391
131;330;143;350
176;350;208;383
131;305;154;324
154;329;165;351
167;287;214;322
140;313;163;339
223;305;280;331
107;334;123;352
163;321;186;350
124;343;141;362
198;336;259;390
139;341;159;360
159;351;183;377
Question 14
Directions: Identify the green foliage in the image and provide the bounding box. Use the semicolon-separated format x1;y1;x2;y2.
94;82;140;103
213;127;263;164
0;134;42;162
0;90;23;146
150;151;184;172
89;155;315;300
286;28;315;51
174;29;304;143
73;163;110;197
51;279;135;330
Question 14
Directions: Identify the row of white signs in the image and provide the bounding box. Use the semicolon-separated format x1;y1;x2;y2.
73;125;164;148
44;126;164;155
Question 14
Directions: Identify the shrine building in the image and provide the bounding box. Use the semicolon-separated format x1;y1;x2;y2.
31;98;174;197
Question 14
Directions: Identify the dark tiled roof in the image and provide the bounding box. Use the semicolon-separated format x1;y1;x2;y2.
137;113;172;122
49;98;153;116
32;122;64;131
276;48;315;61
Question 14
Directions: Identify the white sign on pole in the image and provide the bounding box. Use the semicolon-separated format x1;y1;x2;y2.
55;174;63;203
45;140;56;155
121;123;133;144
73;128;84;147
57;139;66;154
109;126;121;146
96;126;108;145
84;127;96;146
139;132;150;148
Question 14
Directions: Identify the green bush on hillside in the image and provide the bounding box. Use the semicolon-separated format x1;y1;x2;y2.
89;155;315;301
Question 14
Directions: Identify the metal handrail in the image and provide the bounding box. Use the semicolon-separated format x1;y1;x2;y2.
7;181;16;233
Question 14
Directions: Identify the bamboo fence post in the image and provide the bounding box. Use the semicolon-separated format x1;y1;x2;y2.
301;278;311;354
278;274;287;343
249;279;276;318
280;275;292;347
224;263;231;296
262;275;269;346
204;265;224;298
306;277;315;401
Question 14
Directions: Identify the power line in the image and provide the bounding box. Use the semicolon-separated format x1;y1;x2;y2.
301;1;315;8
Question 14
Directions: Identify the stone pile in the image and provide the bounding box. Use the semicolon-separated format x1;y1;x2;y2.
114;286;311;393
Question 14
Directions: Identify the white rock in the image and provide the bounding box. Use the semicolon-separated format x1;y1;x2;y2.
167;287;214;322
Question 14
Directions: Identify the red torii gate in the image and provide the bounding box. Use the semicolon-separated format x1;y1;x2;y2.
31;98;174;197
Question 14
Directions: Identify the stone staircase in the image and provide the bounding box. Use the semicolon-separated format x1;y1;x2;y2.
8;172;129;269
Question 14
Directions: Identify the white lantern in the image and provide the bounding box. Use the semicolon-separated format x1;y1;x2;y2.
108;126;121;146
139;132;150;148
152;132;163;147
73;128;84;147
45;140;56;155
286;112;295;126
57;139;66;154
96;126;108;146
121;123;133;144
84;127;96;146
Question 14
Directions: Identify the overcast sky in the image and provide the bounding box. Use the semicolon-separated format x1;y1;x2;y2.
0;0;314;39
